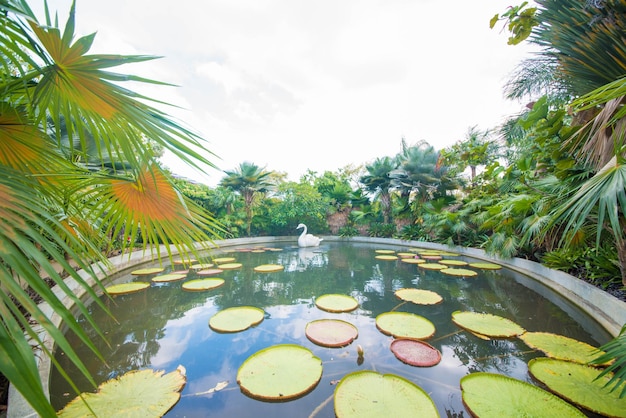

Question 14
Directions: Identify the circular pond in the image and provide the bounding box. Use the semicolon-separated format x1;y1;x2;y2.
49;241;613;417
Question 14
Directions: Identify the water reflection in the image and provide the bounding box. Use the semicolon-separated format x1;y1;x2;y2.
50;242;609;417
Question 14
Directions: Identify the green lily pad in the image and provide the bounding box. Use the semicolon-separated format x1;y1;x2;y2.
400;258;426;264
528;357;626;417
376;312;435;339
375;255;398;261
181;278;225;292
305;319;358;347
468;262;502;270
58;367;187;417
395;288;443;305
461;372;586;418
315;294;359;312
390;338;441;367
209;306;265;333
106;282;150;295
237;344;322;401
440;268;478;277
418;263;447;270
451;311;525;337
397;252;417;258
212;257;236;264
219;262;243;270
520;332;609;365
253;264;284;272
131;267;164;275
151;273;187;283
375;249;396;254
334;371;438;418
439;259;468;266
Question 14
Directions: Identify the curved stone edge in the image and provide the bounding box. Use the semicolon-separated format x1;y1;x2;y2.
9;236;625;417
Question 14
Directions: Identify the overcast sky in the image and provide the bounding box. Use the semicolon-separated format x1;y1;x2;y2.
36;1;537;186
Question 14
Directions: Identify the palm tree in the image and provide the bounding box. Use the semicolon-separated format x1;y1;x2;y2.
359;156;397;224
1;2;221;415
220;162;273;236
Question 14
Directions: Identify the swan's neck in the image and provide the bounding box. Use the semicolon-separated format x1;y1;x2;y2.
300;225;308;237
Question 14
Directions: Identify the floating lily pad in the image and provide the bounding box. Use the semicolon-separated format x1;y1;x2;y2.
106;282;150;295
190;263;214;270
172;259;196;266
212;257;236;264
461;372;586;418
264;247;283;251
375;255;398;261
251;249;266;253
418;263;447;270
375;249;396;254
237;344;322;401
528;357;626;417
315;294;359;312
451;311;525;337
468;262;502;270
390;338;441;367
219;262;243;270
395;288;443;305
151;273;187;283
181;278;225;292
334;371;438;418
58;367;187;417
439;251;460;257
376;312;435;339
440;268;478;277
520;332;609;365
253;264;284;272
421;255;442;260
196;268;224;276
400;258;426;264
439;259;468;266
209;306;265;333
305;319;358;347
397;252;417;258
131;267;164;275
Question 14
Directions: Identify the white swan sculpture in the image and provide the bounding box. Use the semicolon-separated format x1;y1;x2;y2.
296;223;323;247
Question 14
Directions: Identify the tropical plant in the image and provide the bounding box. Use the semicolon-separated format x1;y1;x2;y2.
1;1;221;415
220;161;273;236
440;126;500;183
360;156;397;224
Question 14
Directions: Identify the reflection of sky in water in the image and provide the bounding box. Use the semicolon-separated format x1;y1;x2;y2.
50;242;611;417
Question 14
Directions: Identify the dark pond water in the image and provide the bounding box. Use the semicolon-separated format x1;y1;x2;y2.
49;241;611;417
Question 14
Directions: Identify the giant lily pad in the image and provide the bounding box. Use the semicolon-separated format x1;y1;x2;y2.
189;263;214;270
106;282;150;295
209;306;265;333
375;249;396;254
196;268;223;276
57;367;187;417
334;371;439;418
390;338;441;367
219;262;243;270
440;268;478;277
376;312;435;339
375;255;398;261
400;258;426;264
237;344;322;401
315;294;359;312
395;288;443;305
468;262;502;270
451;311;525;337
181;278;225;292
418;263;447;270
461;372;586;418
253;264;284;272
528;357;626;417
520;332;609;365
305;319;358;347
131;267;164;275
212;257;236;264
397;252;417;258
439;259;468;266
151;273;187;283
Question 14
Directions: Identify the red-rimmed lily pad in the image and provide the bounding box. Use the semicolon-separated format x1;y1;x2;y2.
237;344;322;401
400;258;426;264
106;282;150;295
395;288;443;305
418;263;447;270
57;367;187;417
334;371;438;418
461;372;586;418
468;262;502;270
131;267;164;275
390;338;441;367
520;332;610;365
376;312;435;339
190;263;214;270
253;264;284;272
196;268;224;276
181;278;225;292
305;319;358;347
375;255;398;261
151;273;187;283
209;306;265;333
528;357;626;417
315;294;359;312
440;268;478;277
219;262;243;270
451;311;525;337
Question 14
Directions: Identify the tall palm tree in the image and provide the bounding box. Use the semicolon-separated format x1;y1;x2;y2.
359;156;397;224
220;162;273;236
1;1;221;415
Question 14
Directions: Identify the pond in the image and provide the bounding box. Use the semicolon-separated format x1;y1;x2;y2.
49;241;611;417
